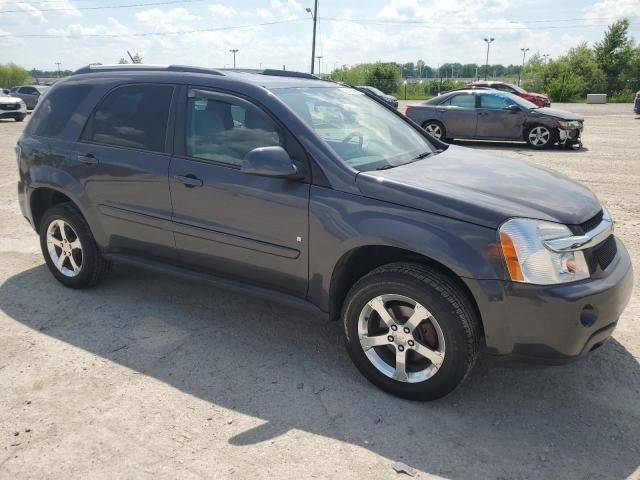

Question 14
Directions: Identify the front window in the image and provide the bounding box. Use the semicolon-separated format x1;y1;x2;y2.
480;91;537;110
273;86;435;172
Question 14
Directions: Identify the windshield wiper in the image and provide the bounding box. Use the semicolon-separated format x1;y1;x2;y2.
375;149;443;171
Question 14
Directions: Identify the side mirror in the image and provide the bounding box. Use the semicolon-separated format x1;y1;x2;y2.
506;104;521;112
241;146;301;179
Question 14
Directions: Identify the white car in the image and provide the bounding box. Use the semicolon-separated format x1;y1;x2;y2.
0;90;27;122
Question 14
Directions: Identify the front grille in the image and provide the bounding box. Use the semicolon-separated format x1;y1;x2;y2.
578;210;603;234
0;103;20;111
586;235;617;274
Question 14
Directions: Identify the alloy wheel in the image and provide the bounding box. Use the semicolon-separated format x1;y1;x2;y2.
528;126;551;146
357;294;445;383
424;123;443;138
46;219;83;277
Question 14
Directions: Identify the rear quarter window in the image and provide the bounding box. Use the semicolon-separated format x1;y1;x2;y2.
27;84;93;138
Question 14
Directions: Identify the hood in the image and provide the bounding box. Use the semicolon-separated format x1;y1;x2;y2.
526;92;549;100
356;145;600;228
531;107;583;121
0;96;22;104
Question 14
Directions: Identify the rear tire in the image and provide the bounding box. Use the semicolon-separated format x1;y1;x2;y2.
422;120;446;140
39;203;111;289
342;262;481;401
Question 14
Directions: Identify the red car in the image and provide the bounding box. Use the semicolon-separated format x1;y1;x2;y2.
467;81;551;108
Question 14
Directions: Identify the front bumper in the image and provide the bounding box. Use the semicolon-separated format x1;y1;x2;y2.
465;238;633;364
0;103;27;119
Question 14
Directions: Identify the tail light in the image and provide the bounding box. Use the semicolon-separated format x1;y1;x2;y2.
405;106;412;115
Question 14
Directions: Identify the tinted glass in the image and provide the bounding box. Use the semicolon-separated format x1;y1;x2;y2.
273;86;435;172
447;94;475;108
479;93;512;109
83;84;173;152
186;89;282;166
29;84;92;138
21;87;38;94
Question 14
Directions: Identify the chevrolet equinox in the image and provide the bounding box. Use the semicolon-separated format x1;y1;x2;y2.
16;65;633;400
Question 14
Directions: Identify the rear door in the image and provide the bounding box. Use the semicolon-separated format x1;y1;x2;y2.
168;87;310;296
78;83;177;259
476;92;526;139
438;93;478;138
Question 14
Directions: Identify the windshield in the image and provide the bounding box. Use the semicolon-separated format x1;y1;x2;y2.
272;86;435;171
511;84;527;94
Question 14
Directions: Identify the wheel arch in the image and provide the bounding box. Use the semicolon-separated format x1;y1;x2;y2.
328;244;484;338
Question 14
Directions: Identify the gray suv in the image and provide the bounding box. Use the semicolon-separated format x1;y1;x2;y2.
16;65;633;400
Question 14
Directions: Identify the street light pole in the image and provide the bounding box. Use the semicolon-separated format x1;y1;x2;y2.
229;49;238;70
483;37;494;80
518;47;529;86
306;0;318;74
543;53;550;65
316;55;323;76
55;62;61;78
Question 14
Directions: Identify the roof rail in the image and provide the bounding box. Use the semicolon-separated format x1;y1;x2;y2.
72;64;224;76
221;68;319;80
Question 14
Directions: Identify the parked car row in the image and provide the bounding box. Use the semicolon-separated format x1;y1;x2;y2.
466;81;551;107
406;89;583;149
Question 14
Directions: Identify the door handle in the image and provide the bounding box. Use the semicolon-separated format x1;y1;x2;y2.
174;174;203;188
77;153;97;165
438;109;447;113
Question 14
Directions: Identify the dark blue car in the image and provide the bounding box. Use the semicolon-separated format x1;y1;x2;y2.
635;90;640;114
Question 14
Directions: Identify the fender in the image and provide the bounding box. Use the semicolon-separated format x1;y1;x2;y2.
307;185;507;312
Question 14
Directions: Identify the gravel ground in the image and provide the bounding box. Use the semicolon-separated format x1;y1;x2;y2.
1;104;639;480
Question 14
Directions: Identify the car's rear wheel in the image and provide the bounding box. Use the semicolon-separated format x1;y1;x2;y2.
525;125;555;149
422;120;446;140
342;263;481;401
39;203;111;289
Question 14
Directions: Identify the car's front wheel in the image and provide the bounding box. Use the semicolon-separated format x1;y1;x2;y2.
342;263;481;401
39;203;111;289
15;115;25;122
525;124;555;149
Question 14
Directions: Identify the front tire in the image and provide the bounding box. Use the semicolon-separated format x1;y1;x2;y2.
39;203;111;289
15;115;25;122
525;124;555;149
342;263;481;401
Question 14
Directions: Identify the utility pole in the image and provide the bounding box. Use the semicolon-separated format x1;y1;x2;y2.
518;47;529;86
229;49;238;70
543;53;550;65
483;37;494;80
306;0;318;74
316;55;323;76
55;62;61;78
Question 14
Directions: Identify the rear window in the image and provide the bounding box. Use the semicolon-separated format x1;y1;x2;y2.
81;84;173;153
28;84;93;138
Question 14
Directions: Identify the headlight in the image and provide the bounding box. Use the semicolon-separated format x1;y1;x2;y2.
499;218;590;284
558;120;581;130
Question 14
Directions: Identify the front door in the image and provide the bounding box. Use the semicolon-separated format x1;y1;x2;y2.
475;92;526;139
169;87;310;297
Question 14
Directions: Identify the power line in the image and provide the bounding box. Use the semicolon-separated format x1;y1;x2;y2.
319;16;638;30
0;0;205;14
0;19;301;38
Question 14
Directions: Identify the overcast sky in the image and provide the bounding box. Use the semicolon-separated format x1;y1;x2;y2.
0;0;638;73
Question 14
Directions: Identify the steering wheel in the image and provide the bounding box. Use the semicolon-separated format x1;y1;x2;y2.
342;132;364;147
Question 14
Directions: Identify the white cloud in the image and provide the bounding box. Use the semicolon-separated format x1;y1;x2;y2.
256;8;274;20
208;4;237;18
256;0;302;22
136;7;199;32
14;3;46;23
583;0;640;25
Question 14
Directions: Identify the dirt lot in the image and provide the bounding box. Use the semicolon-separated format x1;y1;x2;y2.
1;104;639;480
